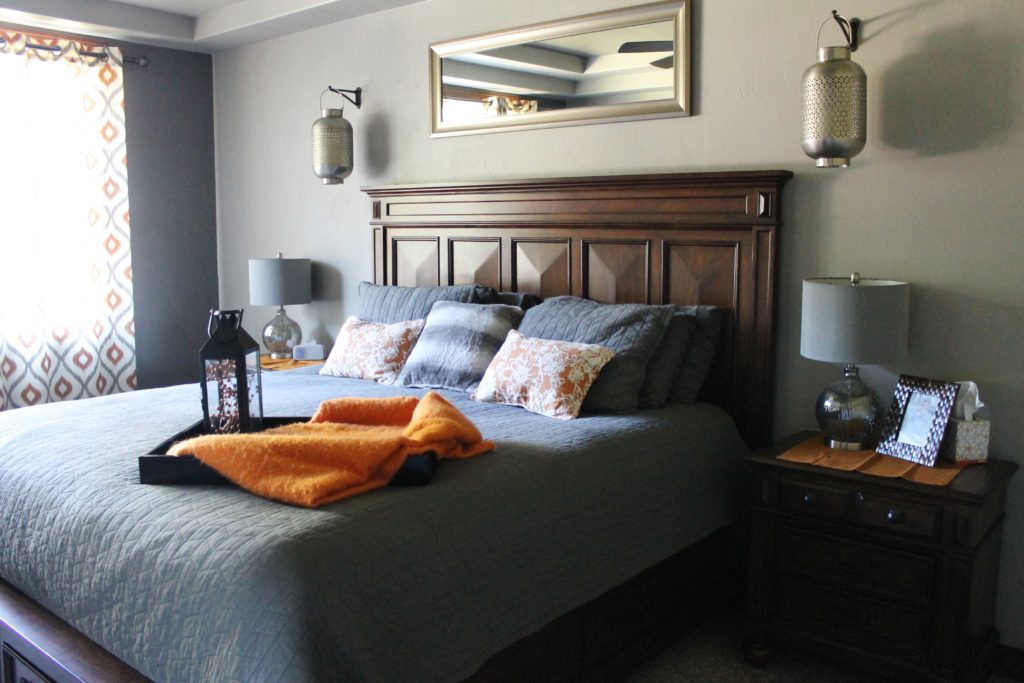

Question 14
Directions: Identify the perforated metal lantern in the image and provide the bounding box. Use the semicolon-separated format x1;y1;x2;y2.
199;309;263;434
801;12;866;168
312;108;353;185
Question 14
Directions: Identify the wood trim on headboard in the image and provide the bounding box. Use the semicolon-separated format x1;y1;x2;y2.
363;170;793;448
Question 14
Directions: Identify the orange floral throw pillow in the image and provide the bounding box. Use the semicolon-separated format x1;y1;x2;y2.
472;330;615;419
320;316;425;384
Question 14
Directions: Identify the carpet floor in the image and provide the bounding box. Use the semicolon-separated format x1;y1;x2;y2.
619;610;1015;683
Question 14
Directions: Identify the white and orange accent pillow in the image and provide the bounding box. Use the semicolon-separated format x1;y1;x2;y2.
320;316;425;384
472;330;615;419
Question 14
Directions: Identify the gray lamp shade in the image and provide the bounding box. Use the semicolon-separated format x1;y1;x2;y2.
800;276;909;365
248;256;312;306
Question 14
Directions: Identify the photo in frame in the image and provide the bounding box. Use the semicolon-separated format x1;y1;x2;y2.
876;375;960;466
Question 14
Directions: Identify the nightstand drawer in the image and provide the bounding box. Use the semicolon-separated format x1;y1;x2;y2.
778;479;849;521
777;525;935;604
855;494;939;540
775;577;932;655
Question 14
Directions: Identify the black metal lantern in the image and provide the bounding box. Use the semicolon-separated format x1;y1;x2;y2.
199;309;263;434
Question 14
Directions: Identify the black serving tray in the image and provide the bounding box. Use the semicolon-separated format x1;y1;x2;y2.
140;417;437;486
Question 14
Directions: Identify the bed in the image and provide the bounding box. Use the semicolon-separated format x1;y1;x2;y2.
0;170;792;683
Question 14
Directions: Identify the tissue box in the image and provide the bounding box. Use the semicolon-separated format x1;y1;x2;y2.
293;342;324;360
940;418;990;464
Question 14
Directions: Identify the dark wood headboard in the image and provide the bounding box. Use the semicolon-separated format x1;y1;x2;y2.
363;170;793;447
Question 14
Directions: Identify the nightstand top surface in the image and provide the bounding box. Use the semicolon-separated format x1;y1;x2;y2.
748;430;1018;503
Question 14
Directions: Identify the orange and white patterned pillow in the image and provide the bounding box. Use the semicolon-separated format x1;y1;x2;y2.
472;330;615;419
319;316;425;384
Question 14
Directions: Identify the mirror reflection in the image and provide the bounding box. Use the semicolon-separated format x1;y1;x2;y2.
441;20;674;124
430;1;689;136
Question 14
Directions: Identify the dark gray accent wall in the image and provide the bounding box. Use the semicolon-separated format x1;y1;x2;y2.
123;43;218;389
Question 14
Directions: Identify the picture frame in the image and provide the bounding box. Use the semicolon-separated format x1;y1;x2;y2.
876;375;960;466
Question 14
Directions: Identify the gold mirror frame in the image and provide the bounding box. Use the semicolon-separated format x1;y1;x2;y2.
430;0;690;137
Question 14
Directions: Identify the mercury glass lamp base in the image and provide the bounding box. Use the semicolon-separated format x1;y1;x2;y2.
262;307;302;359
825;436;868;451
815;364;881;451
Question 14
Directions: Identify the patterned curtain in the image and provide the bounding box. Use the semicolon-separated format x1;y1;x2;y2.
0;31;135;410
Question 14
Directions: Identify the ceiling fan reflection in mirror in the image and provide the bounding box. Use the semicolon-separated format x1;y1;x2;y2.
618;40;674;68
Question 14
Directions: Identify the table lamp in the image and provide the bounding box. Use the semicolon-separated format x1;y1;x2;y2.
800;273;909;450
248;253;312;359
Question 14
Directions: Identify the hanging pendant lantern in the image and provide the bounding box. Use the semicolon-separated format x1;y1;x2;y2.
801;11;865;168
312;86;361;185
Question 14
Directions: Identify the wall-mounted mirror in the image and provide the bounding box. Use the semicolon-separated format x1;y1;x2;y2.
430;1;690;137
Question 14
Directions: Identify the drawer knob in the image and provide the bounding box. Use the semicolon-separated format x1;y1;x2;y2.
802;493;818;507
887;509;905;524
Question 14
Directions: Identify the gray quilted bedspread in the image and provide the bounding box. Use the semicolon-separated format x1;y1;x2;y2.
0;369;748;682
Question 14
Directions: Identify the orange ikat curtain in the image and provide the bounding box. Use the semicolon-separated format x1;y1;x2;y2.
0;31;136;410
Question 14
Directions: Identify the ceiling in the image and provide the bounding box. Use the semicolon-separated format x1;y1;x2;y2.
109;0;243;14
0;0;426;52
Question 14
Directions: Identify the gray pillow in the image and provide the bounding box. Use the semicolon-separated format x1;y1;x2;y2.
397;301;524;391
358;281;497;324
669;306;724;403
519;296;672;413
637;311;696;408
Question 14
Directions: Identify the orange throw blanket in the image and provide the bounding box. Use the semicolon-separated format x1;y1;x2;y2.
168;391;494;508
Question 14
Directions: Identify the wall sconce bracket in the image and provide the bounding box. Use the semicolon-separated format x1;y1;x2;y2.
820;10;860;52
326;86;362;109
848;17;861;51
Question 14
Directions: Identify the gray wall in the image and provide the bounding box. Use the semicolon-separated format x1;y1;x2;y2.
211;0;1024;645
124;42;218;389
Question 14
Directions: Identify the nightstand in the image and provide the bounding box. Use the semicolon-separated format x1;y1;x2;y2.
746;431;1017;682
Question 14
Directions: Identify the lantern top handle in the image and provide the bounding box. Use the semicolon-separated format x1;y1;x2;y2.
208;309;244;341
817;10;860;52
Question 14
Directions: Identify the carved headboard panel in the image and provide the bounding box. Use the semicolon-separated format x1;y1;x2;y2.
363;171;792;447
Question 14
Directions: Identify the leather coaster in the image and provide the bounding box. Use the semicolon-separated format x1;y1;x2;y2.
901;460;964;486
857;454;916;478
778;434;964;486
815;450;876;471
778;435;874;470
260;356;320;371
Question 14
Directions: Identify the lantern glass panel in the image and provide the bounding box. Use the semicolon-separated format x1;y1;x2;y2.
204;358;241;434
246;348;263;426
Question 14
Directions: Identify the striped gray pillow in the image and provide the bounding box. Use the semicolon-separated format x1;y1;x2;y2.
396;301;524;392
